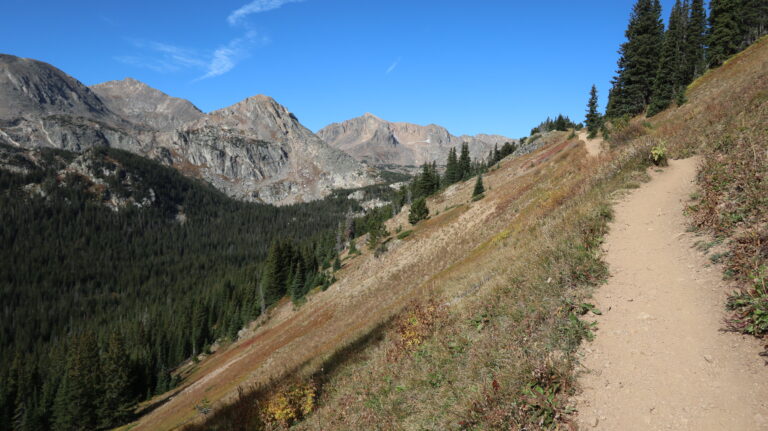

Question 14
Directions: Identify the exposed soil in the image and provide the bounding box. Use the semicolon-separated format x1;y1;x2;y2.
577;130;603;157
574;158;768;430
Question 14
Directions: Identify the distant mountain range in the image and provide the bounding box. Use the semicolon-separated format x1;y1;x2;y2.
0;54;376;205
318;113;516;168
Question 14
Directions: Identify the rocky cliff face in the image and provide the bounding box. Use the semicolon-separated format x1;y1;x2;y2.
0;54;376;205
317;113;516;167
150;95;375;204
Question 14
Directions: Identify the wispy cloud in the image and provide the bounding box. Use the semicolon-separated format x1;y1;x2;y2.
386;57;401;75
197;31;264;80
116;40;206;74
118;0;302;80
117;33;266;80
228;0;305;26
146;42;207;69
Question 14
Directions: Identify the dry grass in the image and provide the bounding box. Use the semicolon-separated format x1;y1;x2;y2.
178;130;660;431
653;37;768;342
140;36;768;431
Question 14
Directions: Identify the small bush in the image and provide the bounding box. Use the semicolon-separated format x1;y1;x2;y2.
649;142;668;166
263;380;318;427
727;266;768;336
397;230;413;240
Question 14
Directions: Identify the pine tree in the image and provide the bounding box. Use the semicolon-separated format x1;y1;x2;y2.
649;0;689;116
289;259;305;301
472;175;485;197
554;114;568;131
53;333;100;431
585;85;601;137
741;0;768;46
366;219;387;251
99;331;136;428
191;303;209;356
606;0;665;117
415;162;440;198
260;240;286;305
685;0;708;80
408;197;429;225
430;161;441;191
708;0;743;67
458;143;471;180
444;147;460;185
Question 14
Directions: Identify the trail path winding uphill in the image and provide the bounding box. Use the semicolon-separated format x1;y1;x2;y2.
575;158;768;430
577;130;603;157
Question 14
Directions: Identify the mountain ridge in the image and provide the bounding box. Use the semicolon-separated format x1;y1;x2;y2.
0;54;377;205
91;77;205;131
318;113;517;168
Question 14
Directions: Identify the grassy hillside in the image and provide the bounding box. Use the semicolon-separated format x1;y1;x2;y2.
174;38;768;431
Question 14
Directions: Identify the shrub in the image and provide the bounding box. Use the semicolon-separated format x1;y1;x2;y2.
727;266;768;335
263;380;318;427
408;197;429;225
649;141;668;166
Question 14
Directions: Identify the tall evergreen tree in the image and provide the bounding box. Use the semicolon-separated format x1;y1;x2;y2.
444;147;460;185
99;331;136;429
260;240;287;305
458;143;471;180
685;0;708;80
472;175;485;197
708;0;743;67
741;0;768;45
585;85;601;137
53;333;100;431
606;0;665;117
289;259;306;301
415;162;440;198
649;0;690;116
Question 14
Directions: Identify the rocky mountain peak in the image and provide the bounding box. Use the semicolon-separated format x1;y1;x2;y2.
195;94;306;143
0;54;116;121
91;78;204;131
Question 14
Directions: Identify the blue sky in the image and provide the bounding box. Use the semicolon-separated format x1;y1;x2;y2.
1;0;678;138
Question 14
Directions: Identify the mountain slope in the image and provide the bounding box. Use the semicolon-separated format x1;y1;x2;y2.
91;78;204;131
0;54;116;120
0;54;377;205
318;113;515;167
142;35;768;431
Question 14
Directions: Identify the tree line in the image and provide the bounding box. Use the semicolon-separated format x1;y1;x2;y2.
598;0;768;123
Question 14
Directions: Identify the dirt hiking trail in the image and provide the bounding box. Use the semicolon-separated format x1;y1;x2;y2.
577;130;603;157
574;158;768;430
